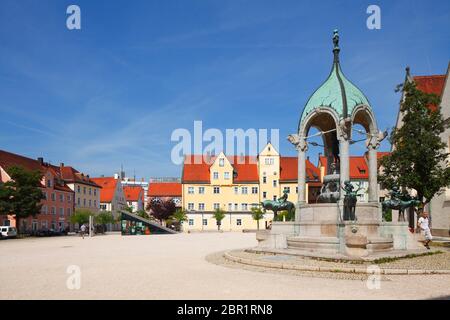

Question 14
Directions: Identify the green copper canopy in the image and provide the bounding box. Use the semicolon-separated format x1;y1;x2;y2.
300;30;371;122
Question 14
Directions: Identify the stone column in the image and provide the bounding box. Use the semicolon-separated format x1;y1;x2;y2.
297;140;308;205
368;143;378;202
339;138;350;198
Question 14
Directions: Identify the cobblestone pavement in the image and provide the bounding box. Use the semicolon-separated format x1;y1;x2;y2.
1;233;449;300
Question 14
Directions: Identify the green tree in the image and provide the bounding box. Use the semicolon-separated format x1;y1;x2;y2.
379;81;450;210
213;208;226;231
136;209;149;219
171;208;188;231
0;166;45;233
123;205;133;213
94;211;115;225
70;209;91;227
251;207;265;230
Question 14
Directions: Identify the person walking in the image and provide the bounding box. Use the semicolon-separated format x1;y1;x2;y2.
80;223;86;239
417;212;432;249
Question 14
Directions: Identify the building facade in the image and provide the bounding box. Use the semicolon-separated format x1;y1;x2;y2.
395;65;450;236
181;143;321;232
147;180;182;208
90;176;126;221
59;164;101;215
0;151;75;232
123;186;144;212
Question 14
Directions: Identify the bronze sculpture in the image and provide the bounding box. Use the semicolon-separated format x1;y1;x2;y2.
341;180;363;221
261;190;295;220
382;187;420;221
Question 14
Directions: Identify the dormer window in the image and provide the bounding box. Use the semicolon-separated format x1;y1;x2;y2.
213;172;219;179
219;158;224;167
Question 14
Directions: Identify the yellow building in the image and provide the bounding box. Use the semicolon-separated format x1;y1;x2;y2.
59;164;101;213
181;143;321;232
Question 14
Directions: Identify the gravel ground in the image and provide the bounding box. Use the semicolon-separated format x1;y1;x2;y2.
1;233;449;300
226;249;450;270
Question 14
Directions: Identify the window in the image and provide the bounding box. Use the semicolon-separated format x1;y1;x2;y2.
242;187;248;194
252;187;258;194
234;187;239;195
273;195;277;201
188;203;194;210
67;195;71;202
59;208;64;217
224;172;230;180
234;203;238;211
89;200;92;207
51;206;56;215
284;187;290;194
43;192;47;200
83;187;86;194
202;219;208;226
263;177;267;184
47;178;52;188
100;204;107;210
188;187;194;194
41;221;48;229
94;200;97;207
77;198;81;205
59;194;64;202
213;172;219;179
51;193;56;201
265;158;274;165
241;203;248;211
213;187;220;194
198;203;205;211
198;187;205;194
83;199;86;207
214;203;220;210
189;219;194;226
263;192;267;199
77;185;81;193
273;180;277;187
296;187;298;194
228;203;232;211
41;205;48;214
67;208;71;216
94;189;97;196
236;219;242;226
32;220;38;231
219;158;224;167
89;188;92;195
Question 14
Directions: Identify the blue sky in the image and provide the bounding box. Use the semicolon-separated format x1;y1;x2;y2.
0;0;449;179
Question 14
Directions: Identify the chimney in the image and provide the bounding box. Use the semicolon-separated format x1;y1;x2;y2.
60;162;64;168
37;157;44;165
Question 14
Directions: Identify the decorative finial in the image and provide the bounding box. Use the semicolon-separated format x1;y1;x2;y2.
333;29;339;50
332;29;340;63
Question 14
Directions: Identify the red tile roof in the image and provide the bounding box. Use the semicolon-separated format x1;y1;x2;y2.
349;156;369;179
182;155;259;183
90;177;119;203
123;186;143;202
57;165;101;188
148;182;182;197
0;149;73;193
280;157;320;182
319;152;390;180
413;75;446;111
413;75;446;97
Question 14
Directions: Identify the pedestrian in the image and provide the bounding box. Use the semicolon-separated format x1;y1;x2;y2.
417;212;432;249
80;223;86;239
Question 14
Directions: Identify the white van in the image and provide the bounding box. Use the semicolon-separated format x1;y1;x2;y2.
0;226;17;238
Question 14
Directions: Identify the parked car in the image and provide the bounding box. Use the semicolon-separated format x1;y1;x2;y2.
0;226;17;239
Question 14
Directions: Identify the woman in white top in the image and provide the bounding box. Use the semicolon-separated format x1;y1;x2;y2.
417;212;432;249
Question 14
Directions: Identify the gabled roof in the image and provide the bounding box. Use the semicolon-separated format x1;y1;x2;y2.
280;157;320;182
57;165;101;188
0;149;73;192
148;182;182;197
123;186;143;202
413;75;446;97
182;155;259;183
90;177;119;203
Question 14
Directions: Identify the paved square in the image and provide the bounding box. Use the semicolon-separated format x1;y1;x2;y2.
0;233;449;299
